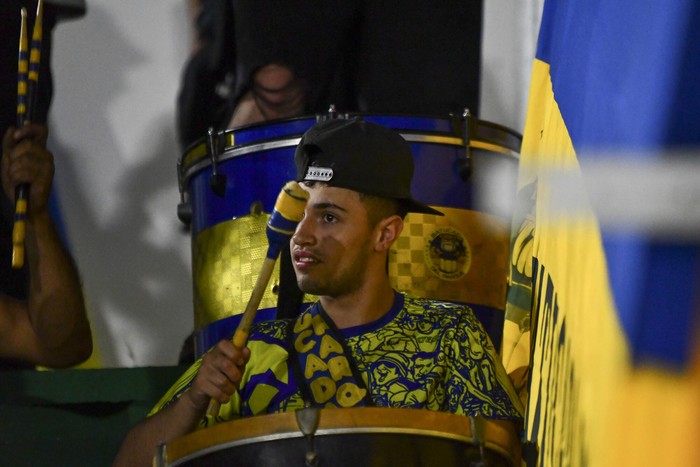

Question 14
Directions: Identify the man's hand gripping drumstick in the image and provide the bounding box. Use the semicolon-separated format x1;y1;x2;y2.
205;181;309;416
113;182;308;467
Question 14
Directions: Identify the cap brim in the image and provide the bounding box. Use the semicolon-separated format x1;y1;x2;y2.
404;200;445;216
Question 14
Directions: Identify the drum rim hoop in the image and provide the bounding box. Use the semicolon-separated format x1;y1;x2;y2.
165;407;518;466
178;134;519;190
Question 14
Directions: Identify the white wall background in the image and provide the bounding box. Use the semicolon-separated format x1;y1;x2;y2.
49;0;543;368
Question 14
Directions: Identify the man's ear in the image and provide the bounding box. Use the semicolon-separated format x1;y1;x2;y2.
374;215;404;252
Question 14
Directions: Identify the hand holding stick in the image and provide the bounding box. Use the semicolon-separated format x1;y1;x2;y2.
206;180;309;416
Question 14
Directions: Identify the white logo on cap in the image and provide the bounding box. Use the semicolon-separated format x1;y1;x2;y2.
305;166;333;182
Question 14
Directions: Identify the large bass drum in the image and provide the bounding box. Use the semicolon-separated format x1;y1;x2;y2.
160;407;520;466
177;112;520;356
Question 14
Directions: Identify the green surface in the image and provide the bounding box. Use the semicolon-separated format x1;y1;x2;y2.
0;366;187;467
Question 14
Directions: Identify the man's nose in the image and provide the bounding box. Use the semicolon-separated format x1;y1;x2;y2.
291;213;314;246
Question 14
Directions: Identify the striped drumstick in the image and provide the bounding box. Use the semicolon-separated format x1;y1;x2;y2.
12;7;29;269
206;181;309;416
12;0;43;269
27;0;43;121
16;8;28;127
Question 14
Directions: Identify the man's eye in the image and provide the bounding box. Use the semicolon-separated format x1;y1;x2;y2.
323;213;336;223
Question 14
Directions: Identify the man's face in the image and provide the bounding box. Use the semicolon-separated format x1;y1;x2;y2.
290;184;375;298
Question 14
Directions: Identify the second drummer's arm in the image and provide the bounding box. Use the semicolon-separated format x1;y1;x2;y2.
113;340;250;467
0;125;92;367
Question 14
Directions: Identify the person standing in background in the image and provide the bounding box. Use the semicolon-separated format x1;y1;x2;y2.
177;0;484;149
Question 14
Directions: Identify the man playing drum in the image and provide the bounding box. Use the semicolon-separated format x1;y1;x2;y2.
114;118;523;466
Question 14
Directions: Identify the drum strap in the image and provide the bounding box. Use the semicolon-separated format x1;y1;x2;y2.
275;242;305;320
287;303;373;408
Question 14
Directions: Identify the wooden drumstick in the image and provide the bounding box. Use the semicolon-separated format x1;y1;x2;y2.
206;180;309;416
12;0;43;269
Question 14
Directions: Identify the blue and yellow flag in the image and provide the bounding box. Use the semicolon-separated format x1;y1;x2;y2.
503;1;700;465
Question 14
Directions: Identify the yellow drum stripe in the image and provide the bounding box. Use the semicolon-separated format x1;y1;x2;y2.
182;142;208;168
389;207;510;310
470;140;520;157
192;214;280;329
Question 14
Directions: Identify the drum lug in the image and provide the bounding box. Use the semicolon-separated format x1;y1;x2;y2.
296;405;321;466
177;196;192;226
469;413;488;467
327;104;338;119
207;127;227;197
459;108;474;182
154;441;167;467
176;155;192;226
209;173;227;197
316;104;348;123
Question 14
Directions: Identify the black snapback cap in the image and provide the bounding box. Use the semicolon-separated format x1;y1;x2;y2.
294;118;443;216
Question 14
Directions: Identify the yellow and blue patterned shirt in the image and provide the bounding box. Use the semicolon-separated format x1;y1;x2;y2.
150;292;523;427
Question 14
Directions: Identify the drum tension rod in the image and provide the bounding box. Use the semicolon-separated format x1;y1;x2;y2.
154;442;167;467
296;404;321;466
207;127;227;197
470;413;489;467
326;104;338;120
317;104;349;124
459;108;474;182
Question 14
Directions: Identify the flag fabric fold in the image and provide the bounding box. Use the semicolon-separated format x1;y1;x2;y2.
503;1;700;465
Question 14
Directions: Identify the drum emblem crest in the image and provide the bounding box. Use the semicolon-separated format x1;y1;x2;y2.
424;227;471;281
